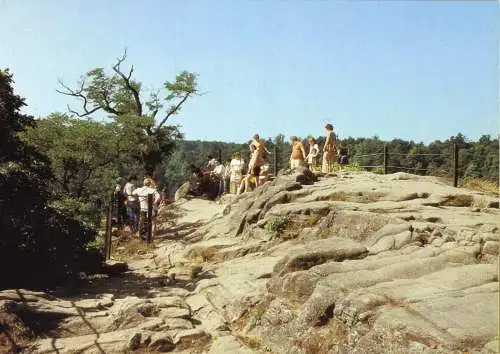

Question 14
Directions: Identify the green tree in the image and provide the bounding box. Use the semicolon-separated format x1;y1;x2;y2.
0;69;100;289
57;49;199;176
21;113;120;225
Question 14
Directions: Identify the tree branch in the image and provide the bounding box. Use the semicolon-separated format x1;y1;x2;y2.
157;93;191;130
99;91;121;115
56;79;101;117
112;49;143;116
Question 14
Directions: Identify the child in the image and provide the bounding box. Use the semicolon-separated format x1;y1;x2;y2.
306;137;319;171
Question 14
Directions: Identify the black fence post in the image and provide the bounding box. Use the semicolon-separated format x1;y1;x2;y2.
147;194;153;243
453;143;459;187
383;144;389;174
104;195;113;260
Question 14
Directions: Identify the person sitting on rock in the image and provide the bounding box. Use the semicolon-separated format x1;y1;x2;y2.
290;136;306;170
237;171;258;195
259;162;270;185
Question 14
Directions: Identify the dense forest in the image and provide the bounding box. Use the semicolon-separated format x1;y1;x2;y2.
1;53;498;288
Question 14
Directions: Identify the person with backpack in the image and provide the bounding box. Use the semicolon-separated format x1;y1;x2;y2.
132;178;161;241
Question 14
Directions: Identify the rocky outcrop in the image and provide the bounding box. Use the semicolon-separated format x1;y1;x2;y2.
2;171;498;353
169;171;499;354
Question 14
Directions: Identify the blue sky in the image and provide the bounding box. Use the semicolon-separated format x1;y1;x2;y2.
1;0;498;143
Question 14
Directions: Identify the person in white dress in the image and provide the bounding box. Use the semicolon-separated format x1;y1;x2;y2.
306;137;319;171
229;152;245;194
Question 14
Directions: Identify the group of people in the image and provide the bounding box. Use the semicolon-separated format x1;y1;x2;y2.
201;141;271;197
114;175;162;240
112;124;348;241
290;123;348;172
200;124;347;197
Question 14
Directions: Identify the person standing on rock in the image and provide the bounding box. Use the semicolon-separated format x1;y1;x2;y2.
132;178;161;241
322;124;338;173
290;136;306;170
113;177;127;229
223;158;232;195
229;152;245;194
306;136;319;172
212;160;226;198
123;175;139;233
248;134;266;187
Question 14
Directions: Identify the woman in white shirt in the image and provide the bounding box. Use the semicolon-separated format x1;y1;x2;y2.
229;152;245;194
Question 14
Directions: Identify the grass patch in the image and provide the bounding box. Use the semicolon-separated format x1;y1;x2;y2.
112;234;155;260
266;215;291;236
305;214;321;227
462;178;499;196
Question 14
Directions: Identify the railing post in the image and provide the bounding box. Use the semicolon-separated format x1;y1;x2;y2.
273;144;278;176
104;196;112;260
218;149;222;163
147;193;153;243
453;143;459;187
383;144;388;174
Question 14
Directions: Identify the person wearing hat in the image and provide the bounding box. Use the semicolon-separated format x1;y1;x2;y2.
132;178;161;240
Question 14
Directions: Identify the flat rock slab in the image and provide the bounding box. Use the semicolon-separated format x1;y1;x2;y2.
274;237;368;276
31;328;141;354
208;334;260;354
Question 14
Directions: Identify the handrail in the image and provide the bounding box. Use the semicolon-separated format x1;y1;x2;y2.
388;153;445;157
352;153;384;158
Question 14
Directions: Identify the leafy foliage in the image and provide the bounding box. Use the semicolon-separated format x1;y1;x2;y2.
0;69;101;289
57;49;198;175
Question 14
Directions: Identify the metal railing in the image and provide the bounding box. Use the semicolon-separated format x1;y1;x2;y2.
350;143;460;187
